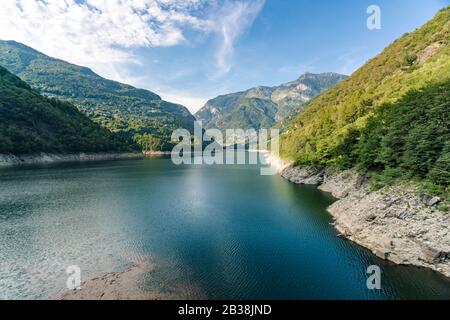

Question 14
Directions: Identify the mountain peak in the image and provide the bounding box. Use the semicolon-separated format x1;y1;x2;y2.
195;72;347;131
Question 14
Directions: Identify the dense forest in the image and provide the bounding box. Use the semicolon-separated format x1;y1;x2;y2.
281;7;450;192
332;80;449;193
0;66;131;154
0;40;195;152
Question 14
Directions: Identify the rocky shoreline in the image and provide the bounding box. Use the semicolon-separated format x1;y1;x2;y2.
0;152;144;168
143;151;172;156
266;155;450;279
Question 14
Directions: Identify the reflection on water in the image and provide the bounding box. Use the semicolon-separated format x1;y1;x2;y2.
0;157;449;299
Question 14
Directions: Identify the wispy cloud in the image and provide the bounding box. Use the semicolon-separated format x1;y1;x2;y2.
211;0;265;76
0;0;264;82
0;0;212;78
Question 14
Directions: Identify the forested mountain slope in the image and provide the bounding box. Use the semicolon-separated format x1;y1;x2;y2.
195;72;347;131
281;7;450;191
0;66;129;154
0;40;195;151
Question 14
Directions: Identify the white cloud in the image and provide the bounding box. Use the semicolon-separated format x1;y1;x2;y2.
0;0;212;78
211;0;265;76
0;0;265;109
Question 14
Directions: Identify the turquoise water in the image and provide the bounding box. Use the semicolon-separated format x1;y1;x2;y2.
0;157;449;299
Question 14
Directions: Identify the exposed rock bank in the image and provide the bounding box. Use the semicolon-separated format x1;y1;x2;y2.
266;155;450;279
0;152;143;168
143;151;172;156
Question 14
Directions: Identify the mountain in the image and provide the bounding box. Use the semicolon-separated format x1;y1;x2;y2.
195;72;347;131
281;7;450;190
0;66;129;155
0;40;195;151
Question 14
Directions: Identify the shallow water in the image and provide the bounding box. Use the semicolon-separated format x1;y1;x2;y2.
0;157;449;299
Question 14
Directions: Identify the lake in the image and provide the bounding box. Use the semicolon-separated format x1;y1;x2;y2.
0;156;449;299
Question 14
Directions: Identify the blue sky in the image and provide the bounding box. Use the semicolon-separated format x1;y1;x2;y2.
0;0;448;112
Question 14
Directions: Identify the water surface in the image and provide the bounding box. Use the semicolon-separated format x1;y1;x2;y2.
1;157;449;299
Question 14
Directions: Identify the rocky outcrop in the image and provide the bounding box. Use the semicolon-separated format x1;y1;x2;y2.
0;152;143;167
417;40;447;64
274;161;450;279
281;166;326;186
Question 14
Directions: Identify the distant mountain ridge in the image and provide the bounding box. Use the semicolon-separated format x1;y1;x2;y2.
195;72;347;131
0;40;195;151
